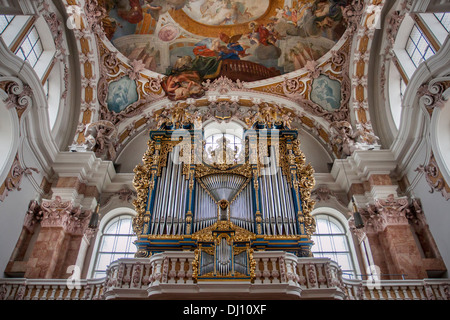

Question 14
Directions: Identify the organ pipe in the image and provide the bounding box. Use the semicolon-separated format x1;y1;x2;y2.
257;146;298;236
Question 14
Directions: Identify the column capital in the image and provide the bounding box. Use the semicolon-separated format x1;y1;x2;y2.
40;196;92;235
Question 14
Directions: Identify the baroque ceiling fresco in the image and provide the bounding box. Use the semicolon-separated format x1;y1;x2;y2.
99;0;349;99
101;0;349;74
67;0;381;164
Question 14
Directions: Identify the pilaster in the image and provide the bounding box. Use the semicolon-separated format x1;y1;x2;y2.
5;174;99;279
351;194;447;279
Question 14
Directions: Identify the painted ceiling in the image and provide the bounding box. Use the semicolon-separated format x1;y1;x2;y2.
70;0;381;163
99;0;350;82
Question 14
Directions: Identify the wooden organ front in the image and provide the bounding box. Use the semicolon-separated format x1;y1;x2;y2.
132;120;316;280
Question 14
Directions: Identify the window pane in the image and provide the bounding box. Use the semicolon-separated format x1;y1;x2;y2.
311;235;321;252
317;235;334;252
34;39;43;55
96;253;112;271
100;235;116;252
405;38;415;54
115;236;131;252
336;253;352;270
118;218;132;234
104;220;119;234
112;253;127;262
328;219;343;234
315;219;328;234
27;27;39;44
434;13;450;32
23;38;34;55
15;49;26;61
333;235;348;252
0;15;14;34
409;25;421;43
27;52;38;67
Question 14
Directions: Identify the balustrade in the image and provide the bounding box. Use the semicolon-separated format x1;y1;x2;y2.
1;252;449;300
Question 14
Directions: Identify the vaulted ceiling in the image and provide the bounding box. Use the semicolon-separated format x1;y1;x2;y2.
59;0;385;171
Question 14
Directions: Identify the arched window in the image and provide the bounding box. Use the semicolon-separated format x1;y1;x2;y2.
311;214;358;279
91;214;137;279
202;120;245;165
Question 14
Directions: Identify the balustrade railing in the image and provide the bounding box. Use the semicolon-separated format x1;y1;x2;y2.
1;251;449;300
0;278;105;300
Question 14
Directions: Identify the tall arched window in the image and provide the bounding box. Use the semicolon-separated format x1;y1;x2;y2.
91;214;137;279
311;214;358;279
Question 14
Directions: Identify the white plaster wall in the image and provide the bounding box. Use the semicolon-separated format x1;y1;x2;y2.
0;176;39;277
409;171;450;277
0;138;44;278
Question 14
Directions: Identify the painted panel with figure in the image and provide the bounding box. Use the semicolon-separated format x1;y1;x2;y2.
106;76;139;113
310;74;341;111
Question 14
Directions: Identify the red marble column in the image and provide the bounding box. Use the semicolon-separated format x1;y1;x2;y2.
362;195;444;279
23;196;93;279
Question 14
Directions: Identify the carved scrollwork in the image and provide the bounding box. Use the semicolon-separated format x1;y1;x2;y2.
132;140;160;235
39;196;92;235
0;155;39;202
418;78;450;116
1;78;32;113
416;155;450;201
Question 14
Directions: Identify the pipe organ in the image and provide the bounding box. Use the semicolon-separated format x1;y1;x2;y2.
132;119;316;281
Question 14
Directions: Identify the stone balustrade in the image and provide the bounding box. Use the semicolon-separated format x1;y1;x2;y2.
0;278;105;300
343;278;450;300
0;251;449;300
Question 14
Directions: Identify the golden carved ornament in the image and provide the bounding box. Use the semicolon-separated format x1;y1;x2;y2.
191;220;256;243
290;138;317;236
195;162;253;179
132;140;160;235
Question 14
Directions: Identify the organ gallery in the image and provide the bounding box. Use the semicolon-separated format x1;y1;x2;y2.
131;110;317;279
1;0;450;303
